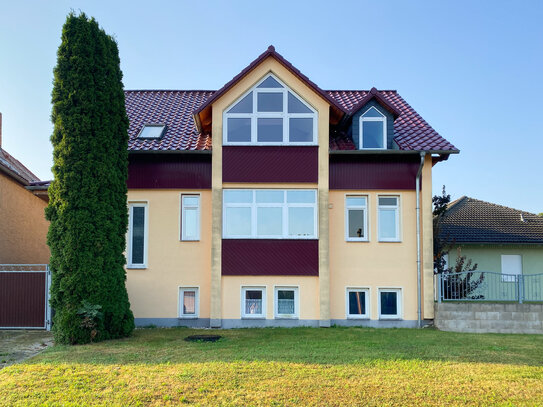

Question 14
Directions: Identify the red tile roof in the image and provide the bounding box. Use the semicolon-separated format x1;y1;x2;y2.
328;90;457;151
126;90;213;151
126;88;457;153
0;147;40;184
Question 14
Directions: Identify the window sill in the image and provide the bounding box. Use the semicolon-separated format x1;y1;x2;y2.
378;240;402;243
241;316;266;320
379;317;402;321
275;316;299;320
346;239;369;243
347;316;370;320
180;239;200;242
126;265;147;270
179;316;199;320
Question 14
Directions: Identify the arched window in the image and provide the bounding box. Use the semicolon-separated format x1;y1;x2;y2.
359;106;387;149
223;74;317;145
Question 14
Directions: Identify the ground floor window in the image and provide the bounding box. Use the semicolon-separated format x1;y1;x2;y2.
127;202;148;268
378;288;401;319
346;288;369;319
241;286;266;318
275;286;298;319
179;287;199;318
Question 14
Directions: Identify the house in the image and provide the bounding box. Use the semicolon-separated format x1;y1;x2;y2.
0;113;50;264
124;46;458;328
438;196;543;280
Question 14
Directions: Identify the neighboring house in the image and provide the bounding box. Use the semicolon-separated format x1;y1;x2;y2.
439;196;543;279
124;46;458;328
0;114;50;264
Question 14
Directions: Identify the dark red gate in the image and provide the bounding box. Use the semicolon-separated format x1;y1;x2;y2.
0;265;50;329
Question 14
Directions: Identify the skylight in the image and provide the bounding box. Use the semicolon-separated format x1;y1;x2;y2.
138;124;166;139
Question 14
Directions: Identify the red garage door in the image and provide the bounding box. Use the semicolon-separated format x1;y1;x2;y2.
0;265;50;329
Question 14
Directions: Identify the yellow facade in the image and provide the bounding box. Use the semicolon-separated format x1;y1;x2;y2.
125;190;212;319
0;172;50;264
124;55;438;328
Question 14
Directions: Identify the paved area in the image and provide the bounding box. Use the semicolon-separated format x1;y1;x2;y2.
0;330;53;368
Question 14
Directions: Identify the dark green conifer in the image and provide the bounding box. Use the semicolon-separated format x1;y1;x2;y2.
46;12;134;344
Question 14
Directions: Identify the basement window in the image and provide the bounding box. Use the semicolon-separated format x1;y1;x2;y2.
138;124;166;139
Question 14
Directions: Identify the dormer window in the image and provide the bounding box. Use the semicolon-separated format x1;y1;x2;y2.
224;74;317;145
359;107;386;149
138;124;166;139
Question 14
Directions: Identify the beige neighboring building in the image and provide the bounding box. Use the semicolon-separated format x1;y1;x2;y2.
123;46;458;328
0;114;50;264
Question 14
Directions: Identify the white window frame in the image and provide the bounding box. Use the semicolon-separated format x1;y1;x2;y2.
346;287;370;319
501;254;522;283
359;106;387;150
223;73;318;146
181;194;200;241
274;286;299;319
378;288;402;320
241;286;267;319
345;195;369;242
127;202;149;269
178;287;199;319
223;189;318;239
377;195;401;242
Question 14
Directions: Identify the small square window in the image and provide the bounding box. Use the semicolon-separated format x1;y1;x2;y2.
379;289;401;319
179;287;199;318
138;124;165;139
275;287;298;319
346;288;369;319
241;287;266;318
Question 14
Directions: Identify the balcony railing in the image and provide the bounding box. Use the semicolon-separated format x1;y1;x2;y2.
436;271;543;303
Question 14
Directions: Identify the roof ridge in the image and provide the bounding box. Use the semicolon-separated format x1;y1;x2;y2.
464;196;540;217
125;89;216;93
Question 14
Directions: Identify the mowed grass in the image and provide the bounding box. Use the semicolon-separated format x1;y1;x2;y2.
1;327;542;406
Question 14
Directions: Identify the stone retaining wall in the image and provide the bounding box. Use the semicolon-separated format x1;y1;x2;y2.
434;302;543;334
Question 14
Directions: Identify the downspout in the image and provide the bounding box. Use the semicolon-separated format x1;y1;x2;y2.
415;152;425;328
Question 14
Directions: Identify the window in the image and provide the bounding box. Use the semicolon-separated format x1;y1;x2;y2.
181;195;200;241
138;124;166;139
379;288;401;319
346;288;370;319
179;287;199;318
223;189;317;239
127;203;148;268
275;287;299;319
378;196;400;242
224;74;317;145
501;255;522;282
345;196;368;241
241;287;266;318
359;107;386;149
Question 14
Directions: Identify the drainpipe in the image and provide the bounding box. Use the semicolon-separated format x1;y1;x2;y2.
415;152;425;328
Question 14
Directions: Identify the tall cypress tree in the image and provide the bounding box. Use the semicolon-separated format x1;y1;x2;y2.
46;12;134;344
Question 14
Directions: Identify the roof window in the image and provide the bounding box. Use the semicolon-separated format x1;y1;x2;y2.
138;124;166;139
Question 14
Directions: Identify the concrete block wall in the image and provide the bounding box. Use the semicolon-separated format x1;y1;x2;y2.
435;302;543;334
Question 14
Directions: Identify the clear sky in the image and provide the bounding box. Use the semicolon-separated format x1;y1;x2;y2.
1;1;542;213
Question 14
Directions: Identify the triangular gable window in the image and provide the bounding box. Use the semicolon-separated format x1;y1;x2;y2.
224;74;317;145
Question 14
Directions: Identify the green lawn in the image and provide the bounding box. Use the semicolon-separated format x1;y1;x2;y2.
1;327;542;406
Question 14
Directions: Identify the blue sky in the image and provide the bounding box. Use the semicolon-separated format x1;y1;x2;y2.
1;1;542;213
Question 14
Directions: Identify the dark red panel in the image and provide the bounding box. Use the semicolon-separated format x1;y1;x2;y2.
128;153;211;189
330;155;420;190
223;146;318;183
222;239;318;276
0;273;45;328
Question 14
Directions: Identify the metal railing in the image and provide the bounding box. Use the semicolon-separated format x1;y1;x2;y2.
436;271;543;303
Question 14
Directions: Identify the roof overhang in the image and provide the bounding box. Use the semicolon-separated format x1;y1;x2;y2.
194;46;345;133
